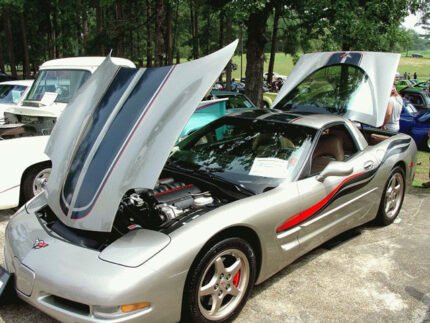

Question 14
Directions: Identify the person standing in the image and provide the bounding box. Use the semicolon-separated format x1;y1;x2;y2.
414;72;417;80
383;86;403;132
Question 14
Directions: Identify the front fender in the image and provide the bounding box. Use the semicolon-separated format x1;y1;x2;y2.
0;136;50;209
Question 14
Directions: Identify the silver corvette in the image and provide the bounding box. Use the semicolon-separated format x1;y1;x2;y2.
1;43;417;323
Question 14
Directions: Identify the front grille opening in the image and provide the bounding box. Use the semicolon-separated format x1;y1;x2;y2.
43;295;90;316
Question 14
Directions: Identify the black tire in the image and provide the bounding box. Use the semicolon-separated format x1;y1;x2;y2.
377;166;405;226
262;102;270;109
182;237;256;323
22;162;51;203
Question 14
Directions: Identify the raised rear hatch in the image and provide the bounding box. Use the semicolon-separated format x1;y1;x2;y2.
272;51;400;127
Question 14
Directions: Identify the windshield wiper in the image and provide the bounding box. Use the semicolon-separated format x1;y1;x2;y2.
195;168;253;196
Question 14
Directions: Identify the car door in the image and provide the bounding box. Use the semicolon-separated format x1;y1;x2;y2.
295;123;379;253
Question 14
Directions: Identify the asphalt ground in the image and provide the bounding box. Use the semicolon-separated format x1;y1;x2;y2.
0;187;429;322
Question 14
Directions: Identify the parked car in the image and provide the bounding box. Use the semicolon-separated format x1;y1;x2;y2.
0;71;15;82
263;71;287;81
0;47;417;322
211;90;256;111
400;88;430;112
0;57;135;209
0;57;135;137
395;79;414;92
0;80;33;124
400;103;430;151
412;81;429;91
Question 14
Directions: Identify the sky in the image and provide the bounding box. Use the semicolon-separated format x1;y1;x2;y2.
402;13;426;34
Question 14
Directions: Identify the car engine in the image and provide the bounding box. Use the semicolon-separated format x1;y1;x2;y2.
114;177;218;233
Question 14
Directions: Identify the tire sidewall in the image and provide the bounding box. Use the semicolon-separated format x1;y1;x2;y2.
22;163;51;203
378;166;406;225
183;237;256;323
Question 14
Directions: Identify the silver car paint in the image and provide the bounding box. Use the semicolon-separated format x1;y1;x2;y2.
45;41;238;233
4;122;416;323
3;49;417;322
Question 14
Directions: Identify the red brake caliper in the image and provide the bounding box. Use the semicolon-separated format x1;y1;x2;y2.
232;271;240;287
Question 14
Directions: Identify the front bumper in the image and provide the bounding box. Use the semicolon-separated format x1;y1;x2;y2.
4;204;186;322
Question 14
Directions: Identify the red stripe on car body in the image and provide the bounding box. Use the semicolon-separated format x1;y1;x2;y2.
276;172;365;233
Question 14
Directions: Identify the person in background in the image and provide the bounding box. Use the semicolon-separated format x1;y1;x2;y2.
231;78;238;92
404;71;407;79
383;85;403;132
407;73;411;80
414;72;417;80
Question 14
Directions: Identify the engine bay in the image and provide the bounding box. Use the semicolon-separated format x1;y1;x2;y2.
113;177;221;234
39;174;229;250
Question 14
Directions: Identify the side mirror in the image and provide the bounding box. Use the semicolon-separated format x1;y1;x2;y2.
316;161;353;182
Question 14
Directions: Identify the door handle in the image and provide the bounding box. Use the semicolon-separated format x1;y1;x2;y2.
364;160;374;170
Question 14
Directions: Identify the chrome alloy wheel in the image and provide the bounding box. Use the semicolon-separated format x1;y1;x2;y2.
384;172;404;219
32;168;51;196
198;249;250;321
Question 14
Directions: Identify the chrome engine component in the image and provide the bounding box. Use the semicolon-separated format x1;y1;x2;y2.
116;178;216;232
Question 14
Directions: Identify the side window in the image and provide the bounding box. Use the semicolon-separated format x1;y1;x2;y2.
310;124;358;175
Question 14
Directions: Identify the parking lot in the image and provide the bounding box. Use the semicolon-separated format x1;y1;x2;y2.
0;187;429;322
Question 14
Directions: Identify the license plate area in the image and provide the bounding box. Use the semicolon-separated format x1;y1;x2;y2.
13;258;35;296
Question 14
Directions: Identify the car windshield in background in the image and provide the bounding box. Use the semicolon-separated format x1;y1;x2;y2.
171;117;315;192
26;69;91;104
0;84;26;104
276;64;372;115
221;95;255;109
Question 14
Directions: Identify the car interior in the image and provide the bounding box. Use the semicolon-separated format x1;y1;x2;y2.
310;124;357;174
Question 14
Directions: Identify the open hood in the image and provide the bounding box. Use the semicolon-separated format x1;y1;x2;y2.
272;51;400;127
45;41;237;232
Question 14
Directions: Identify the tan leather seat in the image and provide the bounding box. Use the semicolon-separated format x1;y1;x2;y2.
311;135;344;173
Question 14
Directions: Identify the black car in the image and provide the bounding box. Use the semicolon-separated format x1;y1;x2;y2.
400;88;430;112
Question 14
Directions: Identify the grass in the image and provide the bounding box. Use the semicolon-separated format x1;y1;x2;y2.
230;51;430;80
413;151;430;187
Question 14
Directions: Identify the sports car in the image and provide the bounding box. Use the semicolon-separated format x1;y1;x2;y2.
1;45;417;323
400;102;430;151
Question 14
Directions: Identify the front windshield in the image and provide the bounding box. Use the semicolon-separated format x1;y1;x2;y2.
26;69;91;104
170;117;315;192
276;64;373;116
0;84;26;104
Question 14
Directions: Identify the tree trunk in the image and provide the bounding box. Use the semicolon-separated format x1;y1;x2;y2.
267;5;280;86
0;34;5;73
225;15;233;91
20;11;31;79
3;7;17;78
154;0;165;66
189;0;199;59
115;0;124;56
166;2;173;65
245;6;272;108
81;0;89;55
146;0;153;67
206;9;210;55
96;2;105;55
218;11;224;82
172;1;179;64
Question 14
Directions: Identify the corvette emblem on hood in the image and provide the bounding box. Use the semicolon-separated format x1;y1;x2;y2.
33;239;49;249
45;41;238;232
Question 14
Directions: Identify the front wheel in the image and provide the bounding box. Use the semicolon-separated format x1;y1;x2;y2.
182;237;256;323
377;166;405;225
22;163;51;203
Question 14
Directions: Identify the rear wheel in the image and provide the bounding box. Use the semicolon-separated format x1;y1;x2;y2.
22;163;51;202
182;237;256;323
377;166;405;225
